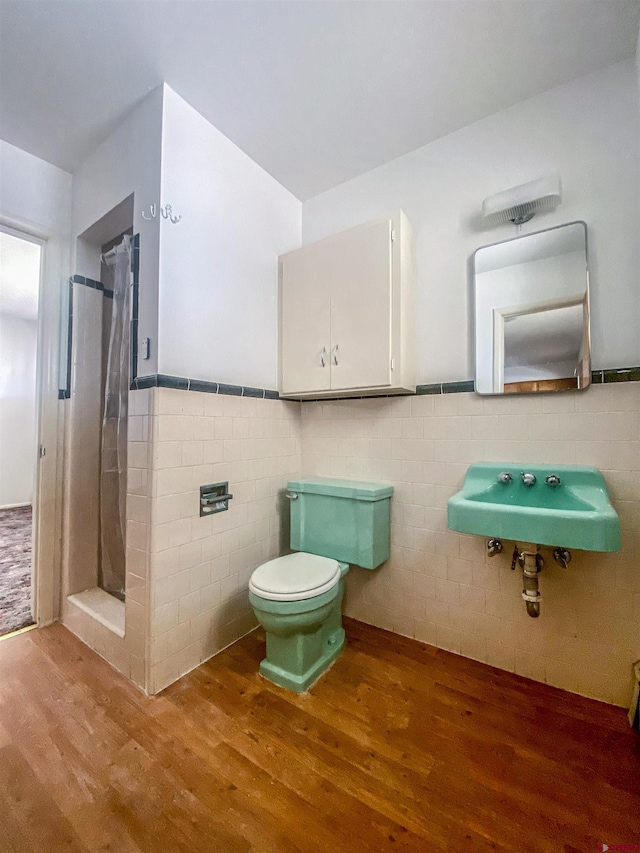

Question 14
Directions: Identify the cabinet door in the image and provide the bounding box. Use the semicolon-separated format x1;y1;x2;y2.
279;243;331;395
329;219;392;391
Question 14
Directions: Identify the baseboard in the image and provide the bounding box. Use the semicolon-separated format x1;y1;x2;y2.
0;502;31;510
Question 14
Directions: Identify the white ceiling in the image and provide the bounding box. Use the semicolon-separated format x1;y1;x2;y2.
0;1;638;201
0;232;41;321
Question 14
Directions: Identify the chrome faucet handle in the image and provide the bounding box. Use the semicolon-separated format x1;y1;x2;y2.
487;538;503;557
521;472;536;486
497;472;513;484
553;547;571;567
545;475;561;487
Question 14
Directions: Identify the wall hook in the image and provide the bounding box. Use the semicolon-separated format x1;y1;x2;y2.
160;203;181;224
141;203;156;220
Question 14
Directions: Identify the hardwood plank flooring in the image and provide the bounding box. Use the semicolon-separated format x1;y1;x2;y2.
0;619;638;852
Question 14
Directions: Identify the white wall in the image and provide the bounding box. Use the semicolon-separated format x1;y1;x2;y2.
0;313;37;506
0;140;72;461
0;139;72;623
303;60;640;383
72;87;163;377
158;86;301;390
0;143;72;365
1;142;71;234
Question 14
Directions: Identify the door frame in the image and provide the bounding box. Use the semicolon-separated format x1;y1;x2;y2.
0;219;61;627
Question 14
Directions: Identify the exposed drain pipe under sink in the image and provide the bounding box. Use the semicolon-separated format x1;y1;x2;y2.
519;549;543;618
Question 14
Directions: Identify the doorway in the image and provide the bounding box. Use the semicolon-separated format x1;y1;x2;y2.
0;229;42;636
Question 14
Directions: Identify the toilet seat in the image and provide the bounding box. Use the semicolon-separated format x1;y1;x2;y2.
249;552;341;602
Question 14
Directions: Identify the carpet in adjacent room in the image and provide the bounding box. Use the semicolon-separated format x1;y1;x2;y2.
0;506;34;636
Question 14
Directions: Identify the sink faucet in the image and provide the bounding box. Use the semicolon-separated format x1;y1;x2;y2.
497;472;512;484
545;474;561;487
521;472;536;486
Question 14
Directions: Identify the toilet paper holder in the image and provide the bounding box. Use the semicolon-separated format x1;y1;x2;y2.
200;482;233;516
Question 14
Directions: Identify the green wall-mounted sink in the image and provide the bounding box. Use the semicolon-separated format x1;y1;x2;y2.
447;463;621;551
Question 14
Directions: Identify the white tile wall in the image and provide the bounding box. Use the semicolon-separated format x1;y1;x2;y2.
300;383;640;707
148;388;301;693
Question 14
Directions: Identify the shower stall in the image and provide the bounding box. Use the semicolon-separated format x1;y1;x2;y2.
98;237;131;599
62;233;132;608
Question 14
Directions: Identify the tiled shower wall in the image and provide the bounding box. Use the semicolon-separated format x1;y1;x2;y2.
148;388;300;693
300;382;640;707
60;286;150;690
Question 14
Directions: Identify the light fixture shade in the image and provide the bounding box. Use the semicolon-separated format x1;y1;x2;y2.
481;175;562;226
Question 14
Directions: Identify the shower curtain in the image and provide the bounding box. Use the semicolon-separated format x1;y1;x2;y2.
99;236;131;600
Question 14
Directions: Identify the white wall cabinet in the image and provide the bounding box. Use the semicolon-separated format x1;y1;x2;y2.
278;211;415;398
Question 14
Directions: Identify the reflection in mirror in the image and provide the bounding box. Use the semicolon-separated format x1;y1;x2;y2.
474;221;589;395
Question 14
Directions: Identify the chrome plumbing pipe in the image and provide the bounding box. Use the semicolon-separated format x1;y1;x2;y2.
519;549;544;618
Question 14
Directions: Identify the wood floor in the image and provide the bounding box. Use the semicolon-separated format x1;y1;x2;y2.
0;620;638;853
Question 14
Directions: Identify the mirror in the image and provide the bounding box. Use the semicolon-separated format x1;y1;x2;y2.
473;221;589;395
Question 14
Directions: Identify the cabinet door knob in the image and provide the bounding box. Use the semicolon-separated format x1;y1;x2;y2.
320;346;326;367
332;344;339;366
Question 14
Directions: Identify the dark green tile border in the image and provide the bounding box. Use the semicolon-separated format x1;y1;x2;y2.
130;374;279;399
157;374;189;391
242;386;266;398
415;383;443;395
131;375;157;390
443;380;475;394
59;275;74;399
601;367;640;383
190;379;219;394
217;382;243;397
585;368;640;385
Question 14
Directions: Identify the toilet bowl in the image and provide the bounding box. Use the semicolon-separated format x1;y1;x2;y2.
249;552;349;693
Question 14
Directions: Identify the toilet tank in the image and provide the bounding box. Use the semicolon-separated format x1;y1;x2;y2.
287;478;393;569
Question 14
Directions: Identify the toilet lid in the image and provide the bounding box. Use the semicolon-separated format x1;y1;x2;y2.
249;553;341;601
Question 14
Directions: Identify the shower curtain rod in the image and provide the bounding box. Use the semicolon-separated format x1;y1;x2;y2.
100;235;131;263
101;246;118;262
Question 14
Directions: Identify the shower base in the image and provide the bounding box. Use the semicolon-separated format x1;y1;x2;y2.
68;587;125;637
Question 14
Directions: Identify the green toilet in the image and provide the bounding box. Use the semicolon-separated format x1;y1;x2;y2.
248;478;393;693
